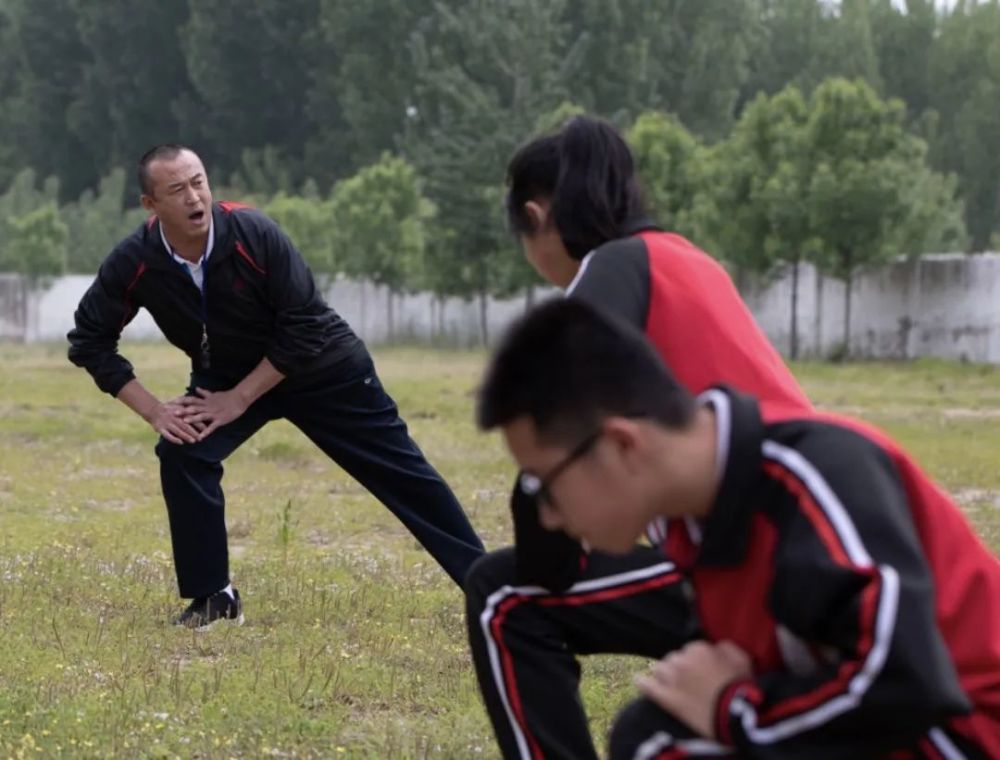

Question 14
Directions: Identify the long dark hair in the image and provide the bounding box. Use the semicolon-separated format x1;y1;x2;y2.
505;116;645;260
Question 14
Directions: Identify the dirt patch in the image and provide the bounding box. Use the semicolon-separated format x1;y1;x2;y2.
953;488;1000;510
76;466;147;479
82;497;137;511
942;408;1000;420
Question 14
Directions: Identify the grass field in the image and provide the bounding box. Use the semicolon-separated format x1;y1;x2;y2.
1;344;998;758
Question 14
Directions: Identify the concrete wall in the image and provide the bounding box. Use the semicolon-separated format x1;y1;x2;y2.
3;272;552;347
4;252;1000;364
742;253;1000;363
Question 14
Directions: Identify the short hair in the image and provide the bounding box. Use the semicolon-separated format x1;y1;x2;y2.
477;299;696;446
505;116;646;260
137;144;194;196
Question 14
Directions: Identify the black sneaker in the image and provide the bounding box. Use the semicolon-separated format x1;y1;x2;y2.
172;588;244;630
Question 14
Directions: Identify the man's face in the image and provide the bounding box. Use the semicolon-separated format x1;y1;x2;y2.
502;415;649;554
141;150;213;240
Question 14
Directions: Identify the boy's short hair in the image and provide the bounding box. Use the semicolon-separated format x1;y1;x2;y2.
477;299;696;446
137;144;194;196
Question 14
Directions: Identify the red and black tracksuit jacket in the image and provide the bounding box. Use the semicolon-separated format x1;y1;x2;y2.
646;387;1000;756
511;220;814;590
68;202;364;395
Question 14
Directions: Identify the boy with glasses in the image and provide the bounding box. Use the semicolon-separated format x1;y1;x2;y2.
466;299;1000;759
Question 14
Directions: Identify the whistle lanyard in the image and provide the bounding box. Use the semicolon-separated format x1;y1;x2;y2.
196;268;210;370
160;221;214;369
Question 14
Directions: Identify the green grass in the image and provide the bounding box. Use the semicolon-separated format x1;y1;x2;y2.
0;345;998;757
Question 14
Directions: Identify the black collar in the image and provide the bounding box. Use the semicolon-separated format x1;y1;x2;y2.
694;386;766;568
622;215;662;237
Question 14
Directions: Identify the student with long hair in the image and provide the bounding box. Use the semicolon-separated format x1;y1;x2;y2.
465;116;815;757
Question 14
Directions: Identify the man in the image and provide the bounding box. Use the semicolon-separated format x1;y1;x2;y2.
68;144;484;628
467;299;1000;758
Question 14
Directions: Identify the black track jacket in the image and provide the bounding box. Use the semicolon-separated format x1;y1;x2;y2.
68;202;364;395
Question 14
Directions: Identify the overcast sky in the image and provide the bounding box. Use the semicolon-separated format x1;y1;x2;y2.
890;0;959;8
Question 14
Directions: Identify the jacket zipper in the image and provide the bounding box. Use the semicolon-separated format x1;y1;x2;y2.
170;254;210;370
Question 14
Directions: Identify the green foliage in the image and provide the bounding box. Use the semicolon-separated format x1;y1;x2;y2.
0;168;60;221
801;78;964;347
0;0;93;200
928;1;1000;250
264;193;337;276
869;0;936;118
405;0;579;315
626;111;705;239
742;0;828;98
307;0;434;181
0;168;62;274
0;0;997;289
329;153;432;295
63;168;147;274
893;147;969;256
0;203;67;280
533;101;587;135
804;79;911;279
178;0;320;182
698;87;812;272
228;146;296;198
68;1;196;179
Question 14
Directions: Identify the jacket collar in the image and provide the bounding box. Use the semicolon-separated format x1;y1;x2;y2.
622;215;662;237
141;203;234;271
693;386;766;568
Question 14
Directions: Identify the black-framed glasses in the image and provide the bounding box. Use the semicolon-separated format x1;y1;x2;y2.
519;431;601;509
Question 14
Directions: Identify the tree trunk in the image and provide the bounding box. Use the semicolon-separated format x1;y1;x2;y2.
814;270;824;354
359;280;367;338
387;289;394;342
842;248;854;358
789;257;800;360
478;289;489;346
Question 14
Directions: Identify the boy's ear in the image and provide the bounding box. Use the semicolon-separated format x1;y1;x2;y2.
524;200;549;232
600;417;642;458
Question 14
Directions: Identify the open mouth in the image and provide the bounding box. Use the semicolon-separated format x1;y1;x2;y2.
188;209;206;223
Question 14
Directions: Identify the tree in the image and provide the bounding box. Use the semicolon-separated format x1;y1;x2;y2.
68;1;196;184
0;203;67;281
264;192;337;277
893;146;968;257
561;0;675;120
626;111;705;239
405;0;583;343
62;168;149;274
572;0;760;138
803;78;958;352
328;154;433;338
825;0;883;91
702;87;814;356
306;0;435;182
928;0;1000;250
742;0;829;99
0;0;95;200
869;0;936;120
179;0;321;182
0;3;21;189
532;101;586;135
228;146;296;198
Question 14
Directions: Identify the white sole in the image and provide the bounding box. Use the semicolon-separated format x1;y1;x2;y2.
194;613;245;632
